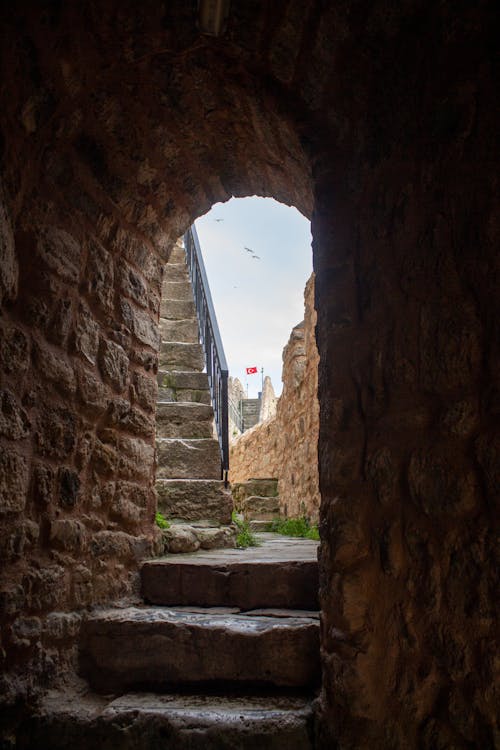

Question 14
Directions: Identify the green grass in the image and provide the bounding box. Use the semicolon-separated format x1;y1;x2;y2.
155;511;170;530
232;511;260;548
271;516;320;541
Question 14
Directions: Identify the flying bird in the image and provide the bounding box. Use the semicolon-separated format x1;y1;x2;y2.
214;218;224;222
244;246;254;254
251;255;260;260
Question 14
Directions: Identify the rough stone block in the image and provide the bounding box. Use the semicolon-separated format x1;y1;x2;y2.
162;280;193;301
232;479;279;503
162;263;189;282
85;239;114;313
80;607;320;692
239;495;280;520
120;264;148;308
160;317;199;344
131;371;157;412
74;303;100;364
159;342;204;370
33;342;76;395
0;183;18;304
155;402;214;439
0;389;30;439
27;691;314;750
58;467;81;508
36;407;77;459
121;300;160;350
99;339;129;392
107;398;155;437
160;298;196;320
0;324;30;374
156;479;233;524
36;226;81;283
156;438;221;480
0;448;29;513
142;550;319;610
77;364;109;415
50;519;87;551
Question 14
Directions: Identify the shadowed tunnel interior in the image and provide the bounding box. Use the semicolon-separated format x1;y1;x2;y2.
0;1;498;747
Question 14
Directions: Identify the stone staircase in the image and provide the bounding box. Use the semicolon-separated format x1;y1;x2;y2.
23;534;320;748
16;241;321;748
155;240;235;553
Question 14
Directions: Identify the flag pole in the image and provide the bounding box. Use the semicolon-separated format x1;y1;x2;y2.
261;367;264;393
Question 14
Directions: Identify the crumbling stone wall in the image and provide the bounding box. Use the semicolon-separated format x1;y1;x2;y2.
230;275;320;522
0;2;497;748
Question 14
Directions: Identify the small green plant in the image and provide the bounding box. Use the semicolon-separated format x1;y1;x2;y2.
271;516;320;541
155;511;170;530
232;510;260;548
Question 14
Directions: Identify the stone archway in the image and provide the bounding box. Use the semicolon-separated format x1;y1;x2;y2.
1;2;497;748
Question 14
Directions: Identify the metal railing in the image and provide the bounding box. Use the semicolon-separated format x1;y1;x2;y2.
184;225;229;481
228;395;244;434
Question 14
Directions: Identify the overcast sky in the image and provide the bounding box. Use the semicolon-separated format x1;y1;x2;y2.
195;197;312;398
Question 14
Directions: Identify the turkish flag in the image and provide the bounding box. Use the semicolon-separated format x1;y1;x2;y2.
246;366;258;375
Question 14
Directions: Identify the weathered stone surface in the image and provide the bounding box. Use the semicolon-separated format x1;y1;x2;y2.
156;438;221;480
36;227;81;283
162;280;193;301
0;324;30;374
160;298;196;320
156;479;233;524
130;370;157;412
0;180;18;304
98;339;129;392
0;389;30;439
142;535;319;610
156;402;214;438
240;496;280;521
22;691;314;750
33;342;76;395
232;479;279;502
35;407;77;459
160;317;199;343
157;369;211;403
161;525;200;553
121;300;160;350
74;303;100;364
50;519;87;552
0;448;29;513
80;607;320;691
163;263;189;282
159;341;204;370
85;240;114;313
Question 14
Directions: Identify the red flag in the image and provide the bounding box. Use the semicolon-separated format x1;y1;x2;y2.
246;366;258;375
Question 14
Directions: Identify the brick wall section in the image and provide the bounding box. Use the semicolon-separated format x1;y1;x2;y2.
230;275;320;523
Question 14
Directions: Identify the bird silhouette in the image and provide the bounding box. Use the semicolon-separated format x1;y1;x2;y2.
214;218;224;222
244;246;254;254
251;255;260;260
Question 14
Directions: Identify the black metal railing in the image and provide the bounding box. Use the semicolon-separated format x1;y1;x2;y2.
184;225;229;481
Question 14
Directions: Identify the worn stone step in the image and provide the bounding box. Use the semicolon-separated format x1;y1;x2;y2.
162;280;194;301
160;297;196;320
168;242;187;264
156;437;221;479
159;341;204;370
156;402;214;439
160;317;199;344
240;495;280;521
232;479;279;503
79;607;320;692
156;478;233;524
26;690;314;749
163;262;189;282
141;537;319;609
160;522;236;553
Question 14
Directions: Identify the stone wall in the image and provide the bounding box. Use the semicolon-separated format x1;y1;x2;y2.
230;274;320;522
0;2;497;747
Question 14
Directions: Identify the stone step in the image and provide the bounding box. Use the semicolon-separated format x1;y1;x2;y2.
141;538;319;609
239;495;280;521
156;438;221;479
232;479;279;503
158;370;211;404
162;280;194;301
163;262;190;282
168;242;186;264
160;317;199;344
159;341;204;370
160;522;236;553
156;479;233;524
79;607;320;693
156;402;214;439
27;690;314;749
160;298;196;320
